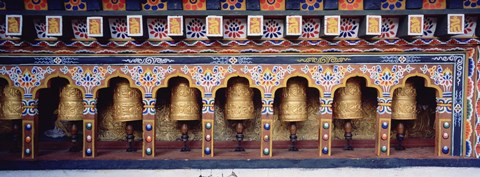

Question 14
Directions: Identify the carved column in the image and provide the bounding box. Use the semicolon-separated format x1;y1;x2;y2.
142;98;156;158
22;98;37;159
319;97;333;156
202;97;214;157
435;97;452;156
260;97;273;157
376;97;392;156
83;98;96;158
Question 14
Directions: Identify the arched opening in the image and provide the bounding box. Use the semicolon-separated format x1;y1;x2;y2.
154;77;203;156
213;77;262;156
332;77;378;156
96;77;143;156
36;77;84;157
272;77;320;154
391;76;437;155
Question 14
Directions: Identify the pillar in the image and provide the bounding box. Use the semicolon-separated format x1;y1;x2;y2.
375;97;392;156
21;98;37;159
260;97;273;157
142;98;156;158
319;97;333;156
435;97;452;156
83;98;96;158
202;97;214;157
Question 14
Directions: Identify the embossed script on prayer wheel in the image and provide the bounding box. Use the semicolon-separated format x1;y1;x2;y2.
279;78;308;122
58;85;84;121
225;78;254;120
170;79;200;121
113;82;142;122
392;81;417;120
333;78;363;119
1;86;23;120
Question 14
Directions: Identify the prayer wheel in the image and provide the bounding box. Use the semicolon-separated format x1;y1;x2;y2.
392;81;417;120
279;77;308;122
1;86;23;120
58;85;83;121
333;78;363;120
225;77;254;120
113;81;142;122
170;79;201;121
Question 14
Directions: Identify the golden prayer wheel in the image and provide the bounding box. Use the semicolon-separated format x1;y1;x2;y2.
113;81;143;122
392;81;417;120
1;86;23;120
279;78;308;122
225;77;254;120
333;78;363;119
58;85;84;121
170;79;201;121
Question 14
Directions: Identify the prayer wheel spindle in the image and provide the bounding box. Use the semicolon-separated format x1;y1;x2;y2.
333;78;363;151
113;81;143;152
279;78;308;151
225;78;254;152
170;79;201;152
0;86;23;153
58;85;84;152
392;81;417;150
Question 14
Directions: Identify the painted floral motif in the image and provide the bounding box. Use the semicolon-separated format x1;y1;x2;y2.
300;18;320;38
0;66;55;97
147;18;170;40
360;65;415;94
300;0;323;10
336;18;359;38
186;18;206;39
260;0;285;10
24;0;48;10
302;65;354;94
183;0;206;10
109;18;131;40
181;65;236;95
64;0;87;11
455;16;478;37
262;19;283;39
142;0;167;10
221;0;245;10
60;66;115;97
72;19;91;40
242;65;295;96
376;18;399;38
339;0;363;10
102;0;126;10
422;17;437;37
464;0;480;8
121;66;175;96
0;0;7;10
0;21;16;39
223;18;246;39
33;19;55;39
422;0;445;9
381;0;404;10
420;65;453;93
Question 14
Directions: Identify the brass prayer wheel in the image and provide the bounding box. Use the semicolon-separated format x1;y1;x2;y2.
225;77;254;120
279;78;308;122
392;81;417;120
113;81;143;122
58;85;84;121
1;86;23;120
333;78;363;119
170;79;201;121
